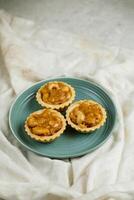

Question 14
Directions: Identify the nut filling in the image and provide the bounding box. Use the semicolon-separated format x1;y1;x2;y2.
69;102;103;128
40;82;72;105
27;109;63;136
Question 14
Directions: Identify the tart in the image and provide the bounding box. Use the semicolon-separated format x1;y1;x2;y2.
25;109;66;142
66;100;107;133
36;81;75;110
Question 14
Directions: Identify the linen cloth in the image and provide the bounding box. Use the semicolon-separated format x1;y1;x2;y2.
0;10;134;200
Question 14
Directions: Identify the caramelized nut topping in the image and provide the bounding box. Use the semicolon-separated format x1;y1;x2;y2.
27;109;63;136
32;127;51;136
69;101;103;128
40;82;72;105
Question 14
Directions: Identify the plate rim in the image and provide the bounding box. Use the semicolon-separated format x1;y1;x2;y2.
9;77;117;158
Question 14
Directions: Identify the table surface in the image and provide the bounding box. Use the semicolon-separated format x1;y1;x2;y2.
0;0;134;50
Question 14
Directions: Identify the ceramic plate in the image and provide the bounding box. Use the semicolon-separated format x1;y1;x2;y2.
9;77;117;159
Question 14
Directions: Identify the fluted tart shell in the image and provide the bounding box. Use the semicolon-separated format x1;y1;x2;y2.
66;100;107;133
36;81;75;110
25;109;66;142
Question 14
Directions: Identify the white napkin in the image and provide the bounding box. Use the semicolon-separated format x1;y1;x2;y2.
0;10;134;200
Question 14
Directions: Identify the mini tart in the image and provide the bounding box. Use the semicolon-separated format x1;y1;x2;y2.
36;81;75;110
25;109;66;142
66;100;107;133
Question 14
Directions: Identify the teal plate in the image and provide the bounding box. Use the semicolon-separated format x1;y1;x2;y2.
9;77;116;159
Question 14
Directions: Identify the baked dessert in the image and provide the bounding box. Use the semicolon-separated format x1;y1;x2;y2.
36;81;75;110
25;109;66;142
66;100;107;132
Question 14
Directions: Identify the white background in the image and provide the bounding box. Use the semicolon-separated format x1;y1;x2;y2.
0;0;134;49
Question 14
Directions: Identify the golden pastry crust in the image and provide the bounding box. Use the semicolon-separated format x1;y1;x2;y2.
66;100;107;133
25;109;66;142
36;81;75;110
